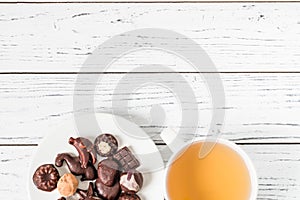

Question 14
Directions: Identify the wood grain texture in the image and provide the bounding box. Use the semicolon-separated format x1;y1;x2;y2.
0;73;300;143
1;145;300;199
2;1;300;3
0;4;300;72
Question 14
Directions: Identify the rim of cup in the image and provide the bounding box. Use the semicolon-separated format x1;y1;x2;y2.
163;138;258;200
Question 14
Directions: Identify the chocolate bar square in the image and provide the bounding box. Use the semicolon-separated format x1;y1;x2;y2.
113;147;140;171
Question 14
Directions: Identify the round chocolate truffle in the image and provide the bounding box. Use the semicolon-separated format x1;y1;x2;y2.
118;193;141;200
32;164;60;192
120;170;143;193
94;134;118;157
98;159;120;186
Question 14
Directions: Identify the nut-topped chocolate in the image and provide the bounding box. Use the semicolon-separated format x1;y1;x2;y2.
113;147;140;171
94;134;118;157
32;164;60;192
120;170;143;193
98;159;120;186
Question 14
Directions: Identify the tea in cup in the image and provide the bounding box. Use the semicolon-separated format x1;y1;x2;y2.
164;139;257;200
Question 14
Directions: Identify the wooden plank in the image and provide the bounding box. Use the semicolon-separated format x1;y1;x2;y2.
0;144;299;199
0;4;300;72
0;73;300;143
1;1;300;3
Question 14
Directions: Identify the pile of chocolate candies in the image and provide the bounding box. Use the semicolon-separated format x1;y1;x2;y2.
32;134;144;200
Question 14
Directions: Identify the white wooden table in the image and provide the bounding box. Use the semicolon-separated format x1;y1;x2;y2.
1;2;300;200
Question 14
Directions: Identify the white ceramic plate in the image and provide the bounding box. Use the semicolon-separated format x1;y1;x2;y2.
28;113;164;200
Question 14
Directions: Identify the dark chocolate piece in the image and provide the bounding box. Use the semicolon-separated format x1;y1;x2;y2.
94;134;118;157
98;159;120;186
69;137;97;168
77;182;103;200
32;164;60;192
55;153;97;181
58;197;66;200
118;193;141;200
120;170;143;193
113;147;140;171
95;178;121;200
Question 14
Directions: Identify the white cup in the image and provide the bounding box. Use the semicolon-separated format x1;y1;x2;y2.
163;138;258;200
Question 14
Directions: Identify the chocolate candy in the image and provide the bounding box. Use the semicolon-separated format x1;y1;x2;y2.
57;197;66;200
32;164;60;192
120;170;143;193
69;137;97;168
77;182;103;200
94;134;118;157
55;153;97;181
113;147;140;171
57;173;79;197
95;178;120;200
118;193;141;200
98;159;120;186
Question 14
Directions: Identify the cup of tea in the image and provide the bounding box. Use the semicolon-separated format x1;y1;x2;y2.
163;138;258;200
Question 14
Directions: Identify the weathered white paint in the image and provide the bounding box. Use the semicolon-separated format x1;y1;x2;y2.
0;73;300;143
0;4;299;72
0;3;299;200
